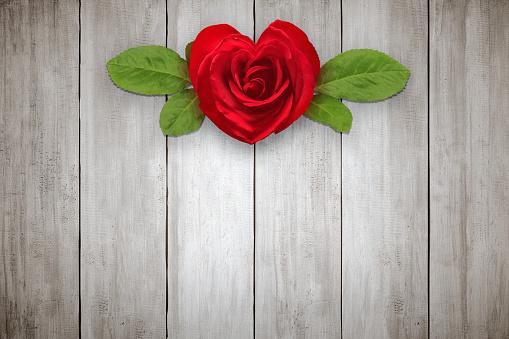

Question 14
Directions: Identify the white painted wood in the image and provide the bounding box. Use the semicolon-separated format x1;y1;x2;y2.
0;0;79;337
254;1;342;337
3;1;509;338
430;0;509;337
80;0;167;337
166;1;254;337
341;0;428;337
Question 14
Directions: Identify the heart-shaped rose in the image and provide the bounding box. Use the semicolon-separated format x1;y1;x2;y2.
108;22;409;142
189;20;320;144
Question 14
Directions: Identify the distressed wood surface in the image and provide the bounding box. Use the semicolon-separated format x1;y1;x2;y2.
3;0;509;338
430;0;509;338
166;1;254;337
254;1;342;337
80;0;167;337
0;1;80;337
341;0;429;337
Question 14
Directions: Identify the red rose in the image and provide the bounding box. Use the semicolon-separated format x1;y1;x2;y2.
189;20;320;144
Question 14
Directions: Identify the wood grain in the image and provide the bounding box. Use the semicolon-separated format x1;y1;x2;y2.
0;0;79;337
254;1;342;337
430;0;509;337
2;1;509;338
341;0;428;337
166;1;254;337
80;0;167;337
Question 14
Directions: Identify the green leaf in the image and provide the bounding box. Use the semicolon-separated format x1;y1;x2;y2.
107;45;191;95
160;89;204;135
315;49;410;101
185;41;193;64
304;94;353;133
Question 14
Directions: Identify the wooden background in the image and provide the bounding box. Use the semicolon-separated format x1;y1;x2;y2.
1;0;508;338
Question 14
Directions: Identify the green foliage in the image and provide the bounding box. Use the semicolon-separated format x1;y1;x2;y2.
107;45;190;95
315;49;410;102
107;42;410;140
185;41;193;64
304;94;352;133
159;89;204;135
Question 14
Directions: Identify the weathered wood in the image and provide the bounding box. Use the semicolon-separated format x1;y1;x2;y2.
166;1;254;337
80;0;167;337
254;2;342;337
430;0;509;337
341;0;428;337
0;0;79;337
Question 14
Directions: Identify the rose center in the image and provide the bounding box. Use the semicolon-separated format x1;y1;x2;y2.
241;64;271;99
244;62;280;99
243;78;265;98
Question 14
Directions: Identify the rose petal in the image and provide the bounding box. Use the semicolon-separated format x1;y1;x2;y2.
259;20;320;78
190;25;254;89
230;51;250;89
274;56;315;134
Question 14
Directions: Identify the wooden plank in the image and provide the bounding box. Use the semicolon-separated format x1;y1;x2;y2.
341;0;428;337
166;1;254;337
0;0;79;337
80;0;167;337
254;2;342;337
430;0;509;337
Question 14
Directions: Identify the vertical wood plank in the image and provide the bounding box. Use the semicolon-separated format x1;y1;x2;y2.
430;0;509;337
166;1;254;337
341;0;428;337
80;1;167;337
254;1;342;337
0;0;79;337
